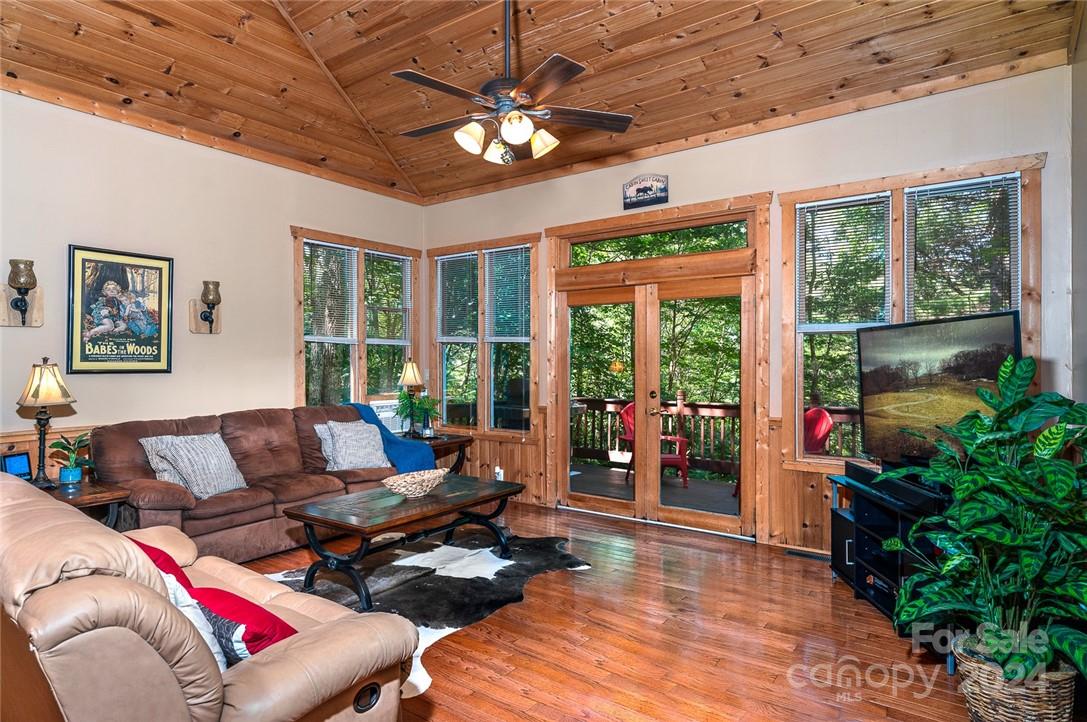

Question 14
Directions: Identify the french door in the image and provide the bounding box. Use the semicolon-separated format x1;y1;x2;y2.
559;276;756;537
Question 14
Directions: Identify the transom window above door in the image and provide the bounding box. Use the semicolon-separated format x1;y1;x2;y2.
569;220;747;267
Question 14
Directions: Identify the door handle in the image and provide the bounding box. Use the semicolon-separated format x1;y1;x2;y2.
646;408;659;416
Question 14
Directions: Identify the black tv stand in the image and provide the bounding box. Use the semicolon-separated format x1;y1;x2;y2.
829;462;946;620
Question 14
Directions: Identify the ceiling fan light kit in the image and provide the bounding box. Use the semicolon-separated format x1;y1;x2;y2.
483;138;516;165
392;0;632;168
454;121;486;155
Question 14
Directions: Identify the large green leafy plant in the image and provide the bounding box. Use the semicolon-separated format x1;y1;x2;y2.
880;356;1087;682
397;391;440;426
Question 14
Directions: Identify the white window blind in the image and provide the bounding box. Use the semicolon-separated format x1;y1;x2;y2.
485;245;531;342
905;172;1020;321
436;253;478;341
796;193;891;331
364;250;412;345
303;240;358;344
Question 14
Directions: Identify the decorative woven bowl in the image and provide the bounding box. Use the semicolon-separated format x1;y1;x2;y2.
953;635;1076;722
381;468;449;498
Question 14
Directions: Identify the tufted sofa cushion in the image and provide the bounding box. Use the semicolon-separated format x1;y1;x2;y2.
218;409;305;479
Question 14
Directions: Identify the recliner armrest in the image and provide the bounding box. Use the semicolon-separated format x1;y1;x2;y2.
118;478;196;510
220;613;418;722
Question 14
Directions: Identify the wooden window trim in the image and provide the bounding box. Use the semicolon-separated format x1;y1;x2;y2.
292;226;421;406
780;154;1045;471
427;234;541;442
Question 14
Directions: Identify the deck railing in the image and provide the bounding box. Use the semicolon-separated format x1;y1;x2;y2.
571;397;862;469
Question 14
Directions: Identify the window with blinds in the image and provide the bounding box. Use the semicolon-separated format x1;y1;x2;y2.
302;240;358;405
796;193;891;329
364;251;412;395
485;246;531;431
485;246;531;342
906;173;1020;320
436;253;478;341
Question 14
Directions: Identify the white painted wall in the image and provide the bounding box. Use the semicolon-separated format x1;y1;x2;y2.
423;67;1076;410
1072;29;1087;403
0;92;424;430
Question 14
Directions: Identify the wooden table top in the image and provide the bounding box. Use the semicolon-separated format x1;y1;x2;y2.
49;482;131;509
283;475;523;536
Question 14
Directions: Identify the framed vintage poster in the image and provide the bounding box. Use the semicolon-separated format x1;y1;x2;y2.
67;245;173;374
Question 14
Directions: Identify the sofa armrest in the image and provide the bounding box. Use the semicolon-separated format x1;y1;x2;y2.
118;478;196;511
220;613;418;722
123;525;199;567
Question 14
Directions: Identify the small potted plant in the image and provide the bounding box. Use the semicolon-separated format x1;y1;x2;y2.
397;390;440;435
879;356;1086;722
50;432;94;485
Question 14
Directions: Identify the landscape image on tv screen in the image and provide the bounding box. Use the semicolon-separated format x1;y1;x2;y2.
858;312;1018;464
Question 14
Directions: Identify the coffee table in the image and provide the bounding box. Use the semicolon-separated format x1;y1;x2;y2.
283;475;524;611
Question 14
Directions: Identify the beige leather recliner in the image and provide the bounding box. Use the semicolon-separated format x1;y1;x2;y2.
0;473;419;722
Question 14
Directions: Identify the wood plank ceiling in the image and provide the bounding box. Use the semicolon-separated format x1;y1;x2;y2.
1;1;1081;204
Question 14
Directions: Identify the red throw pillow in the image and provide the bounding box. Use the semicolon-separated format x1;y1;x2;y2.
130;538;193;588
188;587;297;666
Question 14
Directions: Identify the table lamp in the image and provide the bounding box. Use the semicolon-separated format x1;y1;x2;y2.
17;357;76;489
398;359;424;438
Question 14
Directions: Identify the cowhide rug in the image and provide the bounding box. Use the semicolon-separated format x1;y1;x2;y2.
266;529;590;697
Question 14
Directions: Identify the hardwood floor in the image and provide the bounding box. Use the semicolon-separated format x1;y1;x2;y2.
246;502;968;721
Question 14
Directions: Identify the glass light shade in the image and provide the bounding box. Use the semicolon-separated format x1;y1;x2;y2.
530;128;559;159
200;280;221;306
398;360;424;387
483;139;515;165
17;357;76;407
499;111;534;145
7;259;37;291
453;122;486;154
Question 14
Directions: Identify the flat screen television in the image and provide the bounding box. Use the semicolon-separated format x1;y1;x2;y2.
856;310;1021;465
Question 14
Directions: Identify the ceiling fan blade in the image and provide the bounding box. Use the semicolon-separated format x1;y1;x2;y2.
513;54;585;105
391;69;495;109
541;105;633;133
400;116;481;138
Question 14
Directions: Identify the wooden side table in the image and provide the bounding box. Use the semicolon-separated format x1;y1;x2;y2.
405;433;474;474
49;482;130;528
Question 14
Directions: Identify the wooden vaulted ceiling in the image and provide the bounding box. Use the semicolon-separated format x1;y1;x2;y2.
1;1;1082;204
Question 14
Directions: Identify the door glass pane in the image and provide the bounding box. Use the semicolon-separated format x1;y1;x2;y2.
491;342;530;431
305;341;354;405
570;221;747;267
441;343;477;426
658;296;741;515
569;302;635;501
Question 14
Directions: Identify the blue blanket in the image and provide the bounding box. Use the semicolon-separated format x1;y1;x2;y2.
346;403;436;473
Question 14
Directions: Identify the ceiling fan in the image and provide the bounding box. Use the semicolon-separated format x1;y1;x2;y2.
391;0;633;165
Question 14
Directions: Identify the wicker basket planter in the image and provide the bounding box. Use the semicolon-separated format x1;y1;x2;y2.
381;468;449;498
952;635;1077;722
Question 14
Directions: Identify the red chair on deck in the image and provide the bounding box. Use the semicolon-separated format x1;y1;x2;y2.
619;402;689;488
804;407;835;454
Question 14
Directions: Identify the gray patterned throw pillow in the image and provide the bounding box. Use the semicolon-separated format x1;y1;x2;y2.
325;420;390;470
138;435;188;487
139;433;247;500
313;424;340;470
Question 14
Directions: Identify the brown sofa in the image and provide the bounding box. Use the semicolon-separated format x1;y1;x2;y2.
91;405;400;562
0;473;419;722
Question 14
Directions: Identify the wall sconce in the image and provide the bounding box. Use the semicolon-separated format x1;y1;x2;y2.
199;281;221;333
7;259;37;327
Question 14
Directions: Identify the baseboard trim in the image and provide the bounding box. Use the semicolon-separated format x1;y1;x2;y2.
555;504;755;544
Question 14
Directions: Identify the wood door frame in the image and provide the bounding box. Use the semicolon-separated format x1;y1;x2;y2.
546;193;772;537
